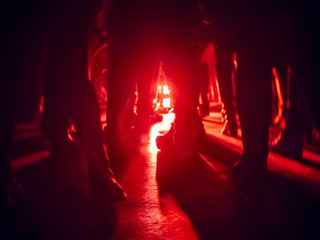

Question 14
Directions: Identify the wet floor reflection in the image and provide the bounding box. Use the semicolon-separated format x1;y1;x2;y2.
112;113;199;239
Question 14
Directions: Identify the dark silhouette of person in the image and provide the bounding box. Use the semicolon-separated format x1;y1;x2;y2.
206;2;239;139
107;1;205;160
0;1;39;209
194;0;238;136
105;1;158;167
208;1;282;184
41;0;126;201
155;1;206;151
270;1;320;160
1;5;45;237
193;0;214;118
270;64;313;160
216;51;238;137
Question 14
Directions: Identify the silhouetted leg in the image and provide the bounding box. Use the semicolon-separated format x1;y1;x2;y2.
233;49;272;179
0;47;15;193
106;38;137;167
0;34;24;209
270;75;311;160
216;51;237;137
199;63;210;118
155;2;204;152
196;41;210;118
72;80;127;201
135;50;156;134
42;55;71;161
43;8;126;201
161;39;204;151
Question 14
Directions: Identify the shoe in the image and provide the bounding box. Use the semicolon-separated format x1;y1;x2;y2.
221;119;237;137
231;161;248;182
156;120;206;152
269;128;303;160
199;103;210;118
156;123;175;151
90;168;127;202
231;161;266;194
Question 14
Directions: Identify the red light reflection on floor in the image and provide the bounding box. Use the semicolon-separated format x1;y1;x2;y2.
113;112;199;239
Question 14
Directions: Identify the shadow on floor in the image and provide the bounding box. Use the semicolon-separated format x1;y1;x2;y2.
7;147;118;240
157;134;320;240
156;150;277;240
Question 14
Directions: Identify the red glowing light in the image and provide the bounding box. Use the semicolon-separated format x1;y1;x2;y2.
153;62;173;113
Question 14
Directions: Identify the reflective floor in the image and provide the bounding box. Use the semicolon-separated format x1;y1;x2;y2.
6;109;320;240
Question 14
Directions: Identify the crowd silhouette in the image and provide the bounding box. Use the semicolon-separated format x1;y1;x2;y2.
1;0;320;238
